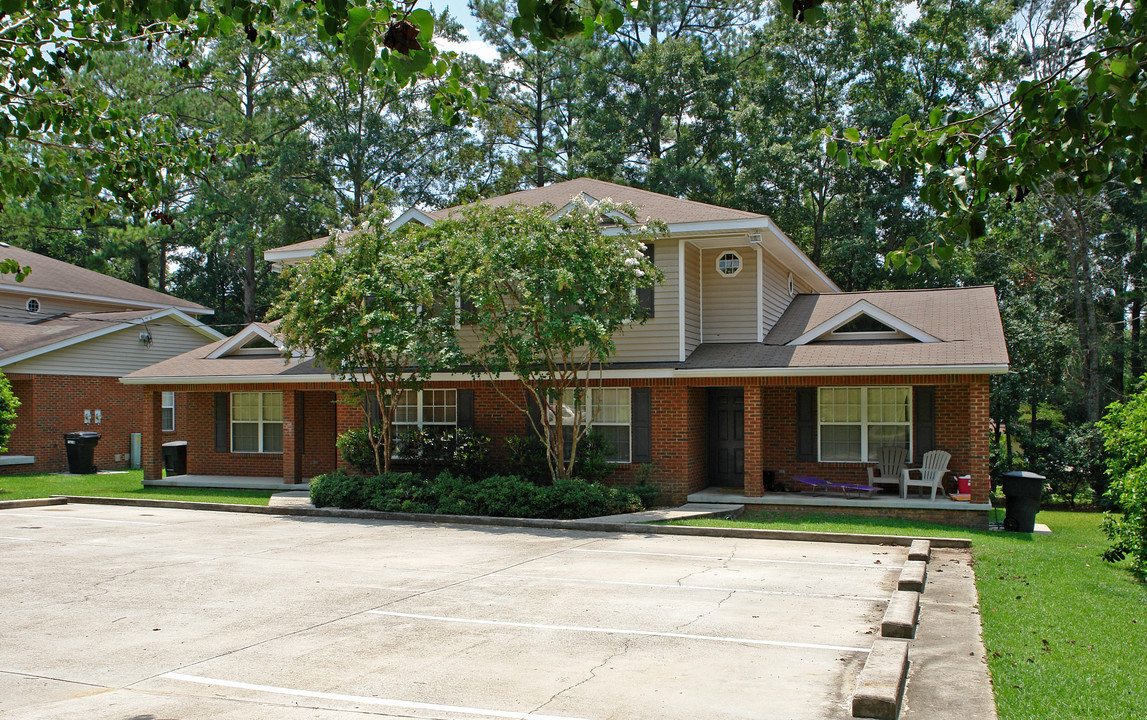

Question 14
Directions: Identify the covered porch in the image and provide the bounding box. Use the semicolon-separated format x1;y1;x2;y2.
672;375;994;528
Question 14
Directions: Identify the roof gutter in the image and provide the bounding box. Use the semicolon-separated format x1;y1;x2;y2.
120;363;1009;386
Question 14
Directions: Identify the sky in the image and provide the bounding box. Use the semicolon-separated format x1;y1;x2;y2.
428;0;500;61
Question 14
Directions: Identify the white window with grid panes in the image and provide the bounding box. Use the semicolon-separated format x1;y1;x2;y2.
393;389;457;436
231;392;283;453
817;386;911;462
559;387;632;463
161;391;175;432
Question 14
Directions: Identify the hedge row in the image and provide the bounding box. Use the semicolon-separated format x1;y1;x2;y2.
310;469;646;520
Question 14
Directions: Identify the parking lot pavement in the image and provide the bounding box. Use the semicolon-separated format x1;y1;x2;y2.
0;504;909;719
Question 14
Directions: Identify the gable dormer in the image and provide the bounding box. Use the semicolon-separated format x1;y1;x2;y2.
785;300;940;346
207;323;294;358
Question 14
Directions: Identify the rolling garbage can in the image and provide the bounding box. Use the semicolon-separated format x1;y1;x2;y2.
64;431;101;474
161;441;187;476
1000;470;1044;533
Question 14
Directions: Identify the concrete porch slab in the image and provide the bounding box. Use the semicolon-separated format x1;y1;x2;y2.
144;475;309;491
688;487;991;512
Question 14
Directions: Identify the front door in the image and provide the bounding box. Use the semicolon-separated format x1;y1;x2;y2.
707;388;744;488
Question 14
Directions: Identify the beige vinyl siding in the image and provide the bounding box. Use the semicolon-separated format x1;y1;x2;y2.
0;290;129;323
761;254;798;336
4;317;214;376
683;241;701;354
701;247;757;343
612;237;680;363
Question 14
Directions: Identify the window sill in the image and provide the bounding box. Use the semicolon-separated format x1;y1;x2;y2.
230;451;284;455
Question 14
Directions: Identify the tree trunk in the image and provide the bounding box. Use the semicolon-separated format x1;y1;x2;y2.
157;239;167;292
1132;221;1144;386
1059;196;1104;422
243;245;257;323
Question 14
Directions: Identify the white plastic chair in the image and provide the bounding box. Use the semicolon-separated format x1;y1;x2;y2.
867;446;909;491
900;450;952;500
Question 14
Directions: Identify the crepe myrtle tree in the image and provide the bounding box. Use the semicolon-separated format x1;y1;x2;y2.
437;198;663;481
272;218;459;474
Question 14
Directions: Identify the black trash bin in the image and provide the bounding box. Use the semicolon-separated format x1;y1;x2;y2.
1000;470;1045;533
162;441;187;476
64;431;101;474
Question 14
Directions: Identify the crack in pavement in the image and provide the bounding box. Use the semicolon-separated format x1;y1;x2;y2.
529;636;635;715
675;545;733;587
673;589;736;633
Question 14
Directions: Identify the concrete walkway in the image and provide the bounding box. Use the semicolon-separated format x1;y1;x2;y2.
578;502;744;524
269;492;744;523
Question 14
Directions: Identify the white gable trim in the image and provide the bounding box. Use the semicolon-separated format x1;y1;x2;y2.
206;323;286;359
785;300;941;346
389;207;438;230
0;284;213;315
0;308;223;368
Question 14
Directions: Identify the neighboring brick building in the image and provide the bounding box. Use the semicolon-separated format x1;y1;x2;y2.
0;245;222;474
121;179;1009;527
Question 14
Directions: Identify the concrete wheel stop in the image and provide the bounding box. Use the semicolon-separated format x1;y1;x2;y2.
854;540;931;718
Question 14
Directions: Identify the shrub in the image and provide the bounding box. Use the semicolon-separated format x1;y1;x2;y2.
310;469;369;509
394;427;492;478
336;428;377;475
1097;391;1147;578
503;431;614;485
308;469;646;519
0;371;19;453
1020;423;1106;508
631;463;662;509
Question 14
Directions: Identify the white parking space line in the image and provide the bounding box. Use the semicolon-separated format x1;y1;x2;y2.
162;673;592;720
571;547;902;569
0;535;55;543
367;610;871;653
0;512;163;526
491;573;889;603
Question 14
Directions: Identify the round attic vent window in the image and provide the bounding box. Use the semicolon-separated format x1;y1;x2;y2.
716;251;742;277
26;298;40;313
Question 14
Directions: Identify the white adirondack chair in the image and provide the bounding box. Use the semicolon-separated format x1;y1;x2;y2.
900;450;952;500
867;446;909;491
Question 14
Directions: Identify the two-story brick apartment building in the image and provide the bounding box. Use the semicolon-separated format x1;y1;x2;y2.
121;179;1008;527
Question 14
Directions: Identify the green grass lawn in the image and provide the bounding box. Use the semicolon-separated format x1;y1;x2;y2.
669;510;1146;720
0;470;274;506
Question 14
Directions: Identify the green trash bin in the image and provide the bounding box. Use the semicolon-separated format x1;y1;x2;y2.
1001;470;1044;533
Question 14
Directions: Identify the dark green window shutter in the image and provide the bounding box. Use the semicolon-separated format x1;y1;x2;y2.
632;387;652;463
913;387;936;461
525;393;543;439
796;388;817;461
214;392;229;452
457;389;475;428
364;395;380;427
636;243;654;317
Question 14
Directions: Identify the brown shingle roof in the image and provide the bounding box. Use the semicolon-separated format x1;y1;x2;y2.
0;310;160;362
425;177;765;225
121;325;328;382
681;286;1008;370
267;178;768;258
0;244;210;314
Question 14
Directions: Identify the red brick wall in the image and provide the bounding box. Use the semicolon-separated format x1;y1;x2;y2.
133;374;993;505
1;373;165;475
